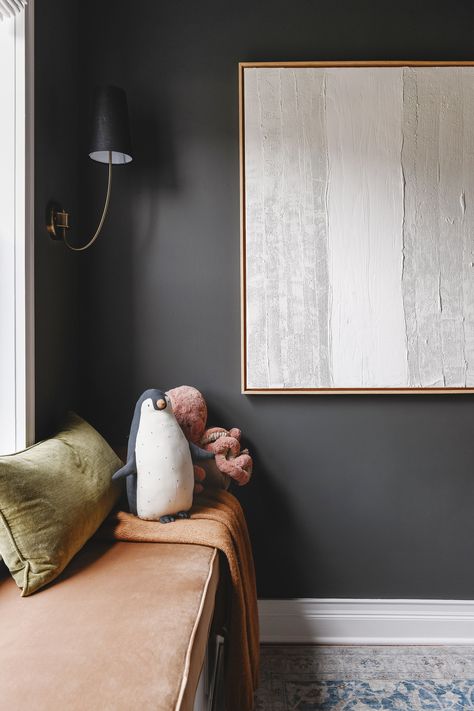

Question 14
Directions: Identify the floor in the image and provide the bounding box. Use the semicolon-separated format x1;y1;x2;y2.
254;645;474;710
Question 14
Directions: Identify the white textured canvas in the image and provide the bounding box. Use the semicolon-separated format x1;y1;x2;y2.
243;65;474;390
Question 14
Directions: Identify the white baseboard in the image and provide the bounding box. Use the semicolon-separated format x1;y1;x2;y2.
258;599;474;645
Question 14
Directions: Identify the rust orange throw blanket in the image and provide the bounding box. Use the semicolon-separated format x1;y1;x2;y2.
102;489;259;711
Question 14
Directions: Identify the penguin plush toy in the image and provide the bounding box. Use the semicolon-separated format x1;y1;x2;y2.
112;389;215;523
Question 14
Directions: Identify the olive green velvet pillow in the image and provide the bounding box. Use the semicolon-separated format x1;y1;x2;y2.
0;412;122;596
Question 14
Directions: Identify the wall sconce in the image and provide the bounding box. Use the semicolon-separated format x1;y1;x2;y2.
46;85;133;251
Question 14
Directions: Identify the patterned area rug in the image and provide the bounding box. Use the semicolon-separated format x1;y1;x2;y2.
255;645;474;710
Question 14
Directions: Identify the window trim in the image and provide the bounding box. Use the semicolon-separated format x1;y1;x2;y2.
23;0;35;448
1;2;35;453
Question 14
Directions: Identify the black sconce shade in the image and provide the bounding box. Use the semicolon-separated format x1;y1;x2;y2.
89;86;133;165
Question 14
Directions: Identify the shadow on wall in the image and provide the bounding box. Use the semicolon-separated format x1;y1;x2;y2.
207;401;317;598
129;100;179;252
236;435;324;599
77;150;135;442
79;98;181;444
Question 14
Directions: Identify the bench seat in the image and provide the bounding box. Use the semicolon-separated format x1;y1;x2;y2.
0;539;219;711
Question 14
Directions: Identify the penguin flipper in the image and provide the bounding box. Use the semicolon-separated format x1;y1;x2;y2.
189;441;215;462
112;455;137;481
126;474;138;515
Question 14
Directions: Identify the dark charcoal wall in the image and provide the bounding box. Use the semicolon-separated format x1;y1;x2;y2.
35;0;80;439
76;0;474;598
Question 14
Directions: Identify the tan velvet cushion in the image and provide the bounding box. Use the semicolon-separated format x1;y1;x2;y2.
0;413;122;596
0;540;219;711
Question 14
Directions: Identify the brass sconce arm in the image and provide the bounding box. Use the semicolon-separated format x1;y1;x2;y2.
46;84;133;252
46;152;113;252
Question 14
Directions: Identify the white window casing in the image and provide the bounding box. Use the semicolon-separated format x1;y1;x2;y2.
0;0;27;22
0;1;34;454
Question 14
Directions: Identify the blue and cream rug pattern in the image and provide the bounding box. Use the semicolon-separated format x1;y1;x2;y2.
255;645;474;710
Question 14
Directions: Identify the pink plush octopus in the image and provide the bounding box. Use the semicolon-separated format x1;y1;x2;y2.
167;386;253;492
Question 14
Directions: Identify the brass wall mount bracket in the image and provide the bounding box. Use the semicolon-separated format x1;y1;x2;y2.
46;201;70;241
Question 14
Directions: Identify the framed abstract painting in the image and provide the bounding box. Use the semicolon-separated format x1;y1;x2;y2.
240;61;474;394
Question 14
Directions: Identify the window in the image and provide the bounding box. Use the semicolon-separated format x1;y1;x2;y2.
0;4;34;454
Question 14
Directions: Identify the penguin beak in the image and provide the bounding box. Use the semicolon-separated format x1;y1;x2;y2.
156;398;167;410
